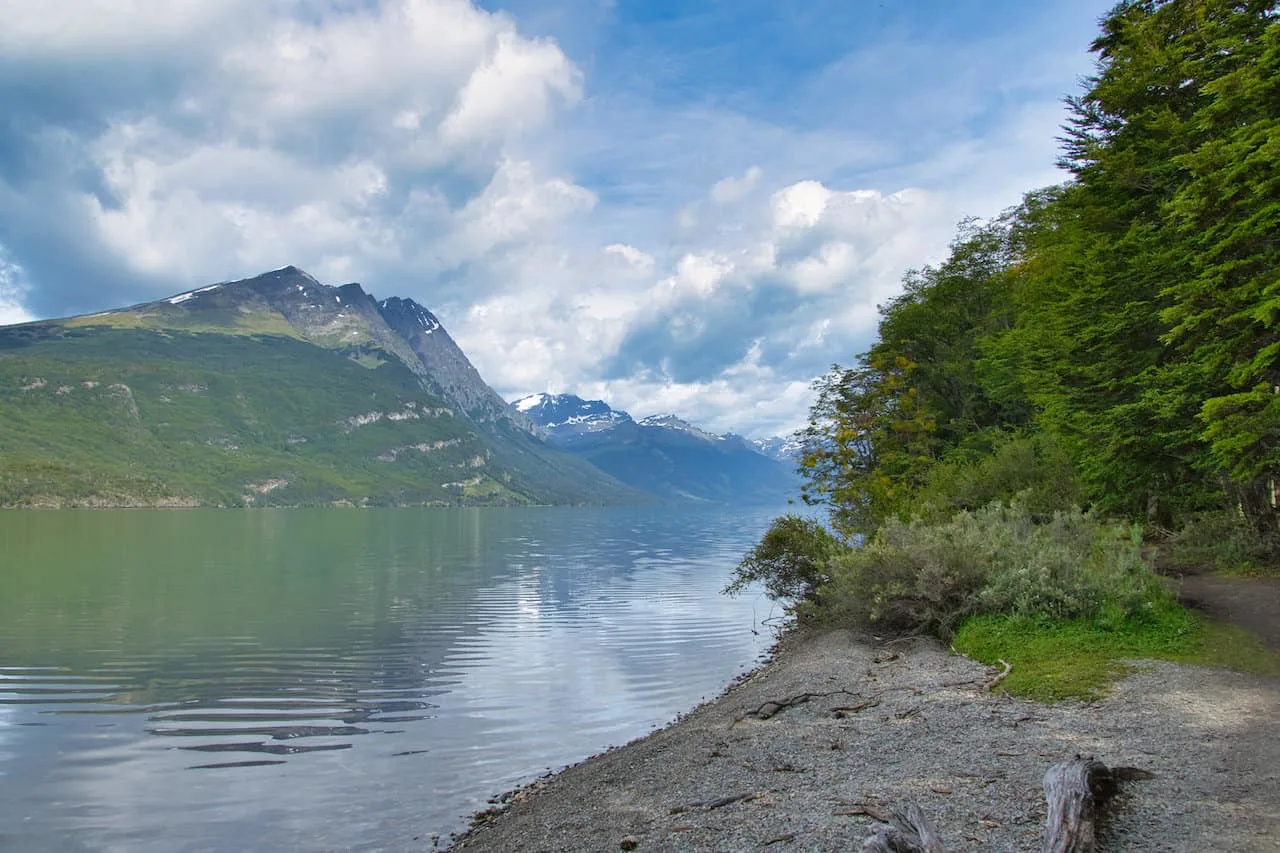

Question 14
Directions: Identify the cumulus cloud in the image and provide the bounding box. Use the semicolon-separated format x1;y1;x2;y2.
0;0;1107;436
449;172;956;436
0;0;586;313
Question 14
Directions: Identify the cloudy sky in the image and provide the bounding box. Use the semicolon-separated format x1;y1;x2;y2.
0;0;1113;437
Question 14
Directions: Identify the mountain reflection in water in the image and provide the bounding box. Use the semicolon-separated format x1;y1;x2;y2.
0;506;780;851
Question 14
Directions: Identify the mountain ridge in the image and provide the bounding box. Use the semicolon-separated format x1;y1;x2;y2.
511;393;800;505
0;267;643;508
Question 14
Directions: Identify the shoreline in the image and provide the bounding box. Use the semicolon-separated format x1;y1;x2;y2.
448;628;1279;852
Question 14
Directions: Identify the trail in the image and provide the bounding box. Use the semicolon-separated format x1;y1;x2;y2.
1171;568;1280;650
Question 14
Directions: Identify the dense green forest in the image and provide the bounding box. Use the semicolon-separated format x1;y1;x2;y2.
733;0;1279;697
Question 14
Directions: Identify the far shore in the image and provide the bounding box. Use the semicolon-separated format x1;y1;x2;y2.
449;627;1279;852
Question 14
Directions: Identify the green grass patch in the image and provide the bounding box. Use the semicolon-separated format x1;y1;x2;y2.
954;604;1280;701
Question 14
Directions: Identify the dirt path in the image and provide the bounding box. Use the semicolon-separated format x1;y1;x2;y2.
1168;570;1280;650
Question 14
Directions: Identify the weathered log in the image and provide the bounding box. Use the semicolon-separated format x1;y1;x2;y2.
859;758;1148;853
1042;758;1116;853
860;803;949;853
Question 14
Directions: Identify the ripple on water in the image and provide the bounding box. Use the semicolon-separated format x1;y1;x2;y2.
0;505;783;851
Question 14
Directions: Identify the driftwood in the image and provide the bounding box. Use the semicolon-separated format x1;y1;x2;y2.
858;758;1150;853
861;804;948;853
984;658;1013;692
1042;758;1122;853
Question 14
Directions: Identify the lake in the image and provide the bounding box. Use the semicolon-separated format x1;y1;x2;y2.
0;506;784;851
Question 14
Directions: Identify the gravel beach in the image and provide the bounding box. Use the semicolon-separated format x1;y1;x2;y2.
449;628;1280;852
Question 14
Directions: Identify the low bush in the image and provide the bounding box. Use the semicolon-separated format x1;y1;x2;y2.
1158;510;1280;576
810;498;1166;639
724;514;846;603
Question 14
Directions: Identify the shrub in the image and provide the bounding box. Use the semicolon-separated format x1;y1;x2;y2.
725;514;846;603
1159;510;1280;576
812;499;1167;638
916;432;1081;521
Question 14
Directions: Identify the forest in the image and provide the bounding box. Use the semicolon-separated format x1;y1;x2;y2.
733;0;1279;698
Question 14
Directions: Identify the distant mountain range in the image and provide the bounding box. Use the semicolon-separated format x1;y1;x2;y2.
513;393;800;505
0;267;799;509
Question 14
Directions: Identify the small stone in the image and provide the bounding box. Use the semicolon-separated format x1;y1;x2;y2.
620;836;639;851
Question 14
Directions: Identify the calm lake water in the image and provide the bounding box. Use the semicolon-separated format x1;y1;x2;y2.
0;506;784;851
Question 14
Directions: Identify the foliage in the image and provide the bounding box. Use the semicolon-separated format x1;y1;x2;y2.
734;0;1280;698
797;216;1034;539
915;431;1081;521
1018;0;1279;529
724;514;846;602
1159;510;1280;576
955;608;1280;701
788;0;1278;549
812;500;1163;639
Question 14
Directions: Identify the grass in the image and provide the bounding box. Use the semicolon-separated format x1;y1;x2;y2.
953;604;1280;701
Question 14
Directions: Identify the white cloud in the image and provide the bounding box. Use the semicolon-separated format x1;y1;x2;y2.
604;244;655;272
0;250;34;325
450;172;957;436
0;0;255;56
772;181;831;229
452;159;596;260
1;0;588;307
710;165;762;205
441;31;583;147
0;0;1109;435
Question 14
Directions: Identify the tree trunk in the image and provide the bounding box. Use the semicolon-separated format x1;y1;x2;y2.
861;803;949;853
1042;759;1116;853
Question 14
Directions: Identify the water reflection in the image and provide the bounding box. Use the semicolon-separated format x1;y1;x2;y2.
0;506;779;851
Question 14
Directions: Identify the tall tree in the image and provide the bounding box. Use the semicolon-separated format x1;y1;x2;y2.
1013;0;1277;523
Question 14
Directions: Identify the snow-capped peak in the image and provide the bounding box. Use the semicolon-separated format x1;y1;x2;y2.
638;414;720;442
515;393;549;413
513;393;634;431
750;434;805;462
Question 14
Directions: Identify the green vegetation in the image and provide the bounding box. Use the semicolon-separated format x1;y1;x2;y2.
724;514;842;602
0;325;542;507
811;501;1159;640
955;611;1280;701
732;0;1279;698
1158;510;1280;577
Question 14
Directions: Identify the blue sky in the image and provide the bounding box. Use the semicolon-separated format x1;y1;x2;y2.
0;0;1115;436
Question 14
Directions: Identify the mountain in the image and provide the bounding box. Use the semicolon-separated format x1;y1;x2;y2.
0;267;642;508
512;393;800;505
750;435;805;463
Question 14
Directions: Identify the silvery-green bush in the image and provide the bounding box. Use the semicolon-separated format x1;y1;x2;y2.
815;497;1165;638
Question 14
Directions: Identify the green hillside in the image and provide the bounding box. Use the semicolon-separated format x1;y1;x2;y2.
0;323;627;507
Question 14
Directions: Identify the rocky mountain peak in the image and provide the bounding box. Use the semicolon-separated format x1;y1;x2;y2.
513;393;632;429
378;296;441;334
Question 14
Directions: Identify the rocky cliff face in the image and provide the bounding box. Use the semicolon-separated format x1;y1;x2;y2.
376;296;535;431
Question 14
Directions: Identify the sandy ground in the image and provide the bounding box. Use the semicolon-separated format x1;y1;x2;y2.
448;629;1280;852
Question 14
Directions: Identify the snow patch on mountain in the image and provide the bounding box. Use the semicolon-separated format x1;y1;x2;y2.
751;435;805;462
637;414;720;442
166;284;222;305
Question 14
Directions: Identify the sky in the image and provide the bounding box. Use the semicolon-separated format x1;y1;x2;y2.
0;0;1116;437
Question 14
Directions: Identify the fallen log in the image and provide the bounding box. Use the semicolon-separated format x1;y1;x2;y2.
1042;758;1116;853
861;803;948;853
857;758;1150;853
